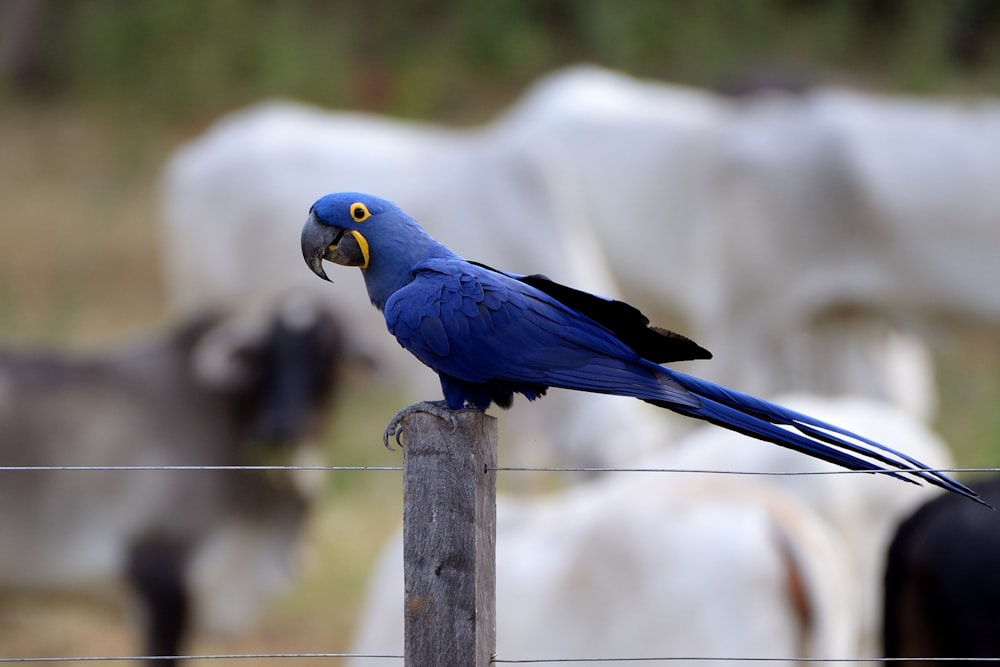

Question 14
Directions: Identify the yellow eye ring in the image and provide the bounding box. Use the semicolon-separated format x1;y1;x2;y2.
350;202;371;222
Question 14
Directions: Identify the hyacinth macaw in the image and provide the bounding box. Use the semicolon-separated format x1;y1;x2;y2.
301;192;981;503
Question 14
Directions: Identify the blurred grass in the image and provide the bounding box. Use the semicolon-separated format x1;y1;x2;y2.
2;0;1000;661
0;103;172;346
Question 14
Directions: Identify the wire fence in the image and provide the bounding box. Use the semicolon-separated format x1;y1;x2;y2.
7;654;1000;664
3;464;1000;474
1;461;997;665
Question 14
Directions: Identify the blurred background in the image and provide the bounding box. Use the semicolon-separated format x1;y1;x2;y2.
3;0;1000;663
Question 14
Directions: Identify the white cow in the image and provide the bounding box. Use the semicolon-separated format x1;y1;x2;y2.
159;83;682;470
349;475;857;667
489;67;942;421
706;88;1000;420
492;68;1000;423
665;394;956;657
349;394;952;664
492;64;734;333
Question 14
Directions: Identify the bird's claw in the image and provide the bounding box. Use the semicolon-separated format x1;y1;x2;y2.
382;400;459;450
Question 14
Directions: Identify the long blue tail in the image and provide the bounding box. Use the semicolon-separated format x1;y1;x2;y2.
652;369;986;506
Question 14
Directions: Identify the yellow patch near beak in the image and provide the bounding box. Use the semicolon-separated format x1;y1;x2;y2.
350;230;370;269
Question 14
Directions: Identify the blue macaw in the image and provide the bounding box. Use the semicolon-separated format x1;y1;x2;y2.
301;191;981;503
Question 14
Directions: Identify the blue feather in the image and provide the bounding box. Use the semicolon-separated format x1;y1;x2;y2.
302;191;984;505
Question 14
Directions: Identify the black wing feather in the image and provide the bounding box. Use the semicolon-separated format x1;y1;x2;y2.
469;261;712;364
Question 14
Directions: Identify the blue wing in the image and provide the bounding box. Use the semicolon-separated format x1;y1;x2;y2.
385;258;982;503
385;258;697;408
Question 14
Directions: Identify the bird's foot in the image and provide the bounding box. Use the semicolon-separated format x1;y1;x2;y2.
383;400;458;450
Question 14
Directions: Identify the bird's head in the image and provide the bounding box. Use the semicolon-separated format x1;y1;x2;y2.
302;192;455;309
300;192;388;281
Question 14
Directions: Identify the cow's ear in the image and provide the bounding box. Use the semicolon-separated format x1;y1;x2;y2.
190;319;262;391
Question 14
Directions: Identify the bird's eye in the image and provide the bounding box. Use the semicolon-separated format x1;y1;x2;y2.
350;202;371;222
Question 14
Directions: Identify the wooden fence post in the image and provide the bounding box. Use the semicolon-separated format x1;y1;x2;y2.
402;409;497;667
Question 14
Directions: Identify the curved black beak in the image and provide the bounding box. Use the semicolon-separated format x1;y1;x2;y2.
302;211;371;280
301;211;338;282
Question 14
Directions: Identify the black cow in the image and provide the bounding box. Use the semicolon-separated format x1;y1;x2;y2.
883;476;1000;667
0;298;350;665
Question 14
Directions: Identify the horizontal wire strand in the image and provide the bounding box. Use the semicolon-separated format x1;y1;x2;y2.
491;465;1000;475
493;658;1000;663
4;654;1000;664
0;465;402;472
0;465;996;475
0;653;400;663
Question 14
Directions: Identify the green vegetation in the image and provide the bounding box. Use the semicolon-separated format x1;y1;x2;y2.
7;0;1000;122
